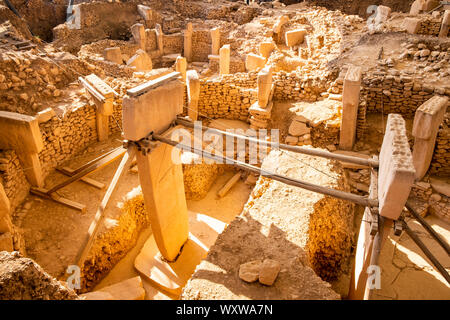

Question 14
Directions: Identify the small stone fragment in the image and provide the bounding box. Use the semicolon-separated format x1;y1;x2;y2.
258;259;280;286
239;260;261;283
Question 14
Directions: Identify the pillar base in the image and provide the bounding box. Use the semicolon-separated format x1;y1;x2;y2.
134;233;207;296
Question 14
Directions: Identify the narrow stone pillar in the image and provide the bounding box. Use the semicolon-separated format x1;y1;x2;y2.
84;74;115;142
378;114;415;220
211;27;220;55
0;111;44;187
186;70;200;121
219;44;230;75
136;143;189;261
0;182;12;234
175;56;187;81
439;10;450;38
184;23;193;62
137;4;152;21
412;96;448;180
273;15;289;44
339;65;362;150
131;23;146;50
155;23;164;55
257;66;273;108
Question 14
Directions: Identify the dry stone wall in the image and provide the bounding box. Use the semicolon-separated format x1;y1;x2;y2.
0;150;30;212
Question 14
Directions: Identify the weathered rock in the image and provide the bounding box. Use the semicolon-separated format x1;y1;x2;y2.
258;259;280;286
239;260;261;283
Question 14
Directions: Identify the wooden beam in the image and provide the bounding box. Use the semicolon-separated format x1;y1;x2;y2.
57;167;105;190
75;147;136;268
30;187;86;212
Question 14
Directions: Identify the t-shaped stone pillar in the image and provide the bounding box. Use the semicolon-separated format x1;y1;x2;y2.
184;23;193;62
339;65;362;150
0;111;44;187
219;44;230;75
186;70;200;121
175;56;187;81
131;23;146;50
378;114;416;220
259;42;274;59
122;74;188;262
412;96;448;180
211;27;220;55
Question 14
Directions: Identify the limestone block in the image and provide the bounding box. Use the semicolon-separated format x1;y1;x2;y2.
103;47;123;64
285;29;307;47
430;177;450;197
137;4;152;21
122;79;184;141
131;23;146;50
249;101;273;120
127;49;153;72
378;114;415;220
0;233;13;252
175;56;187;81
257;66;273;108
375;5;391;25
97;276;145;300
412;96;448;179
36;108;55;124
259;259;280;286
211;27;220;55
80;291;114;300
288;120;310;136
439;10;450;38
285;135;298;145
245;53;266;71
339;65;362;150
259;42;274;59
239;260;261;283
219;44;230;75
404;18;421;34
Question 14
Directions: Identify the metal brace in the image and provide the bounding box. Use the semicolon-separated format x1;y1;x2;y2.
123;132;157;156
393;219;404;236
369;206;379;236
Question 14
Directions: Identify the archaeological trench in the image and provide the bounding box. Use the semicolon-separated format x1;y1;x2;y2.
0;0;449;300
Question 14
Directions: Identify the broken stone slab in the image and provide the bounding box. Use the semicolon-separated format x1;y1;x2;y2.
36;107;56;123
259;259;280;286
175;56;187;81
273;15;289;34
239;260;262;283
288;120;310;136
429;177;450;197
96;276;145;300
127;49;152;72
245;53;266;71
103;47;123;64
285;29;307;47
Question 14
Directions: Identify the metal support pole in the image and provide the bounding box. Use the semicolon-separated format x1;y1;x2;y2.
152;133;378;207
175;117;379;168
403;221;450;284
